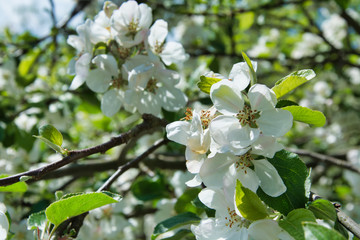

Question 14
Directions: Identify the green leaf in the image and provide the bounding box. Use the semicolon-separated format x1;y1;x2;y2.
197;75;221;94
33;124;67;154
308;199;337;222
237;12;255;30
175;188;202;214
45;191;121;227
27;210;47;231
279;209;316;240
0;174;27;192
161;229;193;240
235;180;268;220
152;212;201;240
131;174;170;201
241;52;257;85
272;69;316;98
257;150;308;215
282;106;326;127
303;222;346;240
18;48;41;77
334;218;349;239
276;100;298;108
335;0;350;9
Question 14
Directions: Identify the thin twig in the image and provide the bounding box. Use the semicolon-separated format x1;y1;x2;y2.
0;114;167;187
288;148;360;174
97;138;169;192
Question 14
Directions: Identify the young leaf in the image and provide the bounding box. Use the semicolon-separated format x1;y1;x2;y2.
235;180;269;221
303;222;347;240
276;99;298;108
174;188;202;214
131;174;170;201
257;150;308;215
33;124;67;155
308;199;337;222
197;75;221;94
282;106;326;127
160;229;193;240
27;210;47;231
241;52;257;85
279;209;316;240
45;191;122;227
0;174;27;193
272;69;316;98
152;212;201;240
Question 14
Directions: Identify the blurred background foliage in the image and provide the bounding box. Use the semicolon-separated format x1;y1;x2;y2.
1;0;360;238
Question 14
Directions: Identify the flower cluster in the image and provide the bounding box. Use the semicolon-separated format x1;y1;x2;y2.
166;61;294;239
67;0;188;117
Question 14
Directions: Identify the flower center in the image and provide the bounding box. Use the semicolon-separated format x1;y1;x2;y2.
146;78;159;93
224;207;248;229
181;108;214;129
236;105;260;128
154;40;164;54
128;19;139;34
235;153;253;174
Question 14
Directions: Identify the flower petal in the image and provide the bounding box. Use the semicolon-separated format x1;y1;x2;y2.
228;62;251;91
157;86;187;112
248;219;292;240
253;159;286;197
69;53;92;90
86;69;112;93
227;125;260;149
210;80;244;115
230;164;260;193
101;89;123;117
200;153;234;188
186;174;202;187
251;135;284;158
248;84;277;111
166;121;191;145
257;108;293;137
160;42;188;66
92;54;118;77
148;19;168;49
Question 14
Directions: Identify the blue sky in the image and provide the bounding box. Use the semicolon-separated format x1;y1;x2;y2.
0;0;85;37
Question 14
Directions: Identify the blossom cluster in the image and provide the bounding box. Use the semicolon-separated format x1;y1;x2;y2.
166;62;294;239
67;0;188;117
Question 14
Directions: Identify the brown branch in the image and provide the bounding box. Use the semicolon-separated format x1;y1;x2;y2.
288;148;360;174
0;114;167;187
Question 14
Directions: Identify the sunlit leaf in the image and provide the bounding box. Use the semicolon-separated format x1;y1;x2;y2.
282;106;326;127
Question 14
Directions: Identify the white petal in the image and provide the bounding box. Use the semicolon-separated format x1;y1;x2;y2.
230;164;260;193
253;159;286;197
166;121;191;145
148;19;168;48
210;79;244;115
251;135;284;158
228;62;251;91
160;42;188;66
248;219;292;240
210;115;239;146
137;92;161;116
138;3;152;29
128;64;153;90
200;153;234;188
157;87;187;112
186;174;202;187
248;84;277;111
92;54;118;77
86;69;112;93
101;89;123;117
257;108;293;137
198;188;228;211
69;53;92;90
186;150;204;173
227;125;260;149
0;211;9;240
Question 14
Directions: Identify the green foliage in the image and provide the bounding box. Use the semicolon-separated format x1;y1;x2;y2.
237;12;255;31
197;75;221;94
279;209;316;240
175;188;203;214
33;124;67;155
27;210;47;231
131;174;170;201
308;199;337;222
303;222;346;240
257;150;308;215
0;174;27;192
45;191;121;227
241;52;257;86
282;106;326;127
235;180;268;220
272;70;316;99
152;212;201;240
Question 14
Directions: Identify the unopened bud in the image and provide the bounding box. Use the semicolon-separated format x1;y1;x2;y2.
104;1;118;18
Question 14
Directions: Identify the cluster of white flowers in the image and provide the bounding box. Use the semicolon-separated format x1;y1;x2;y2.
68;1;188;117
166;62;294;239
